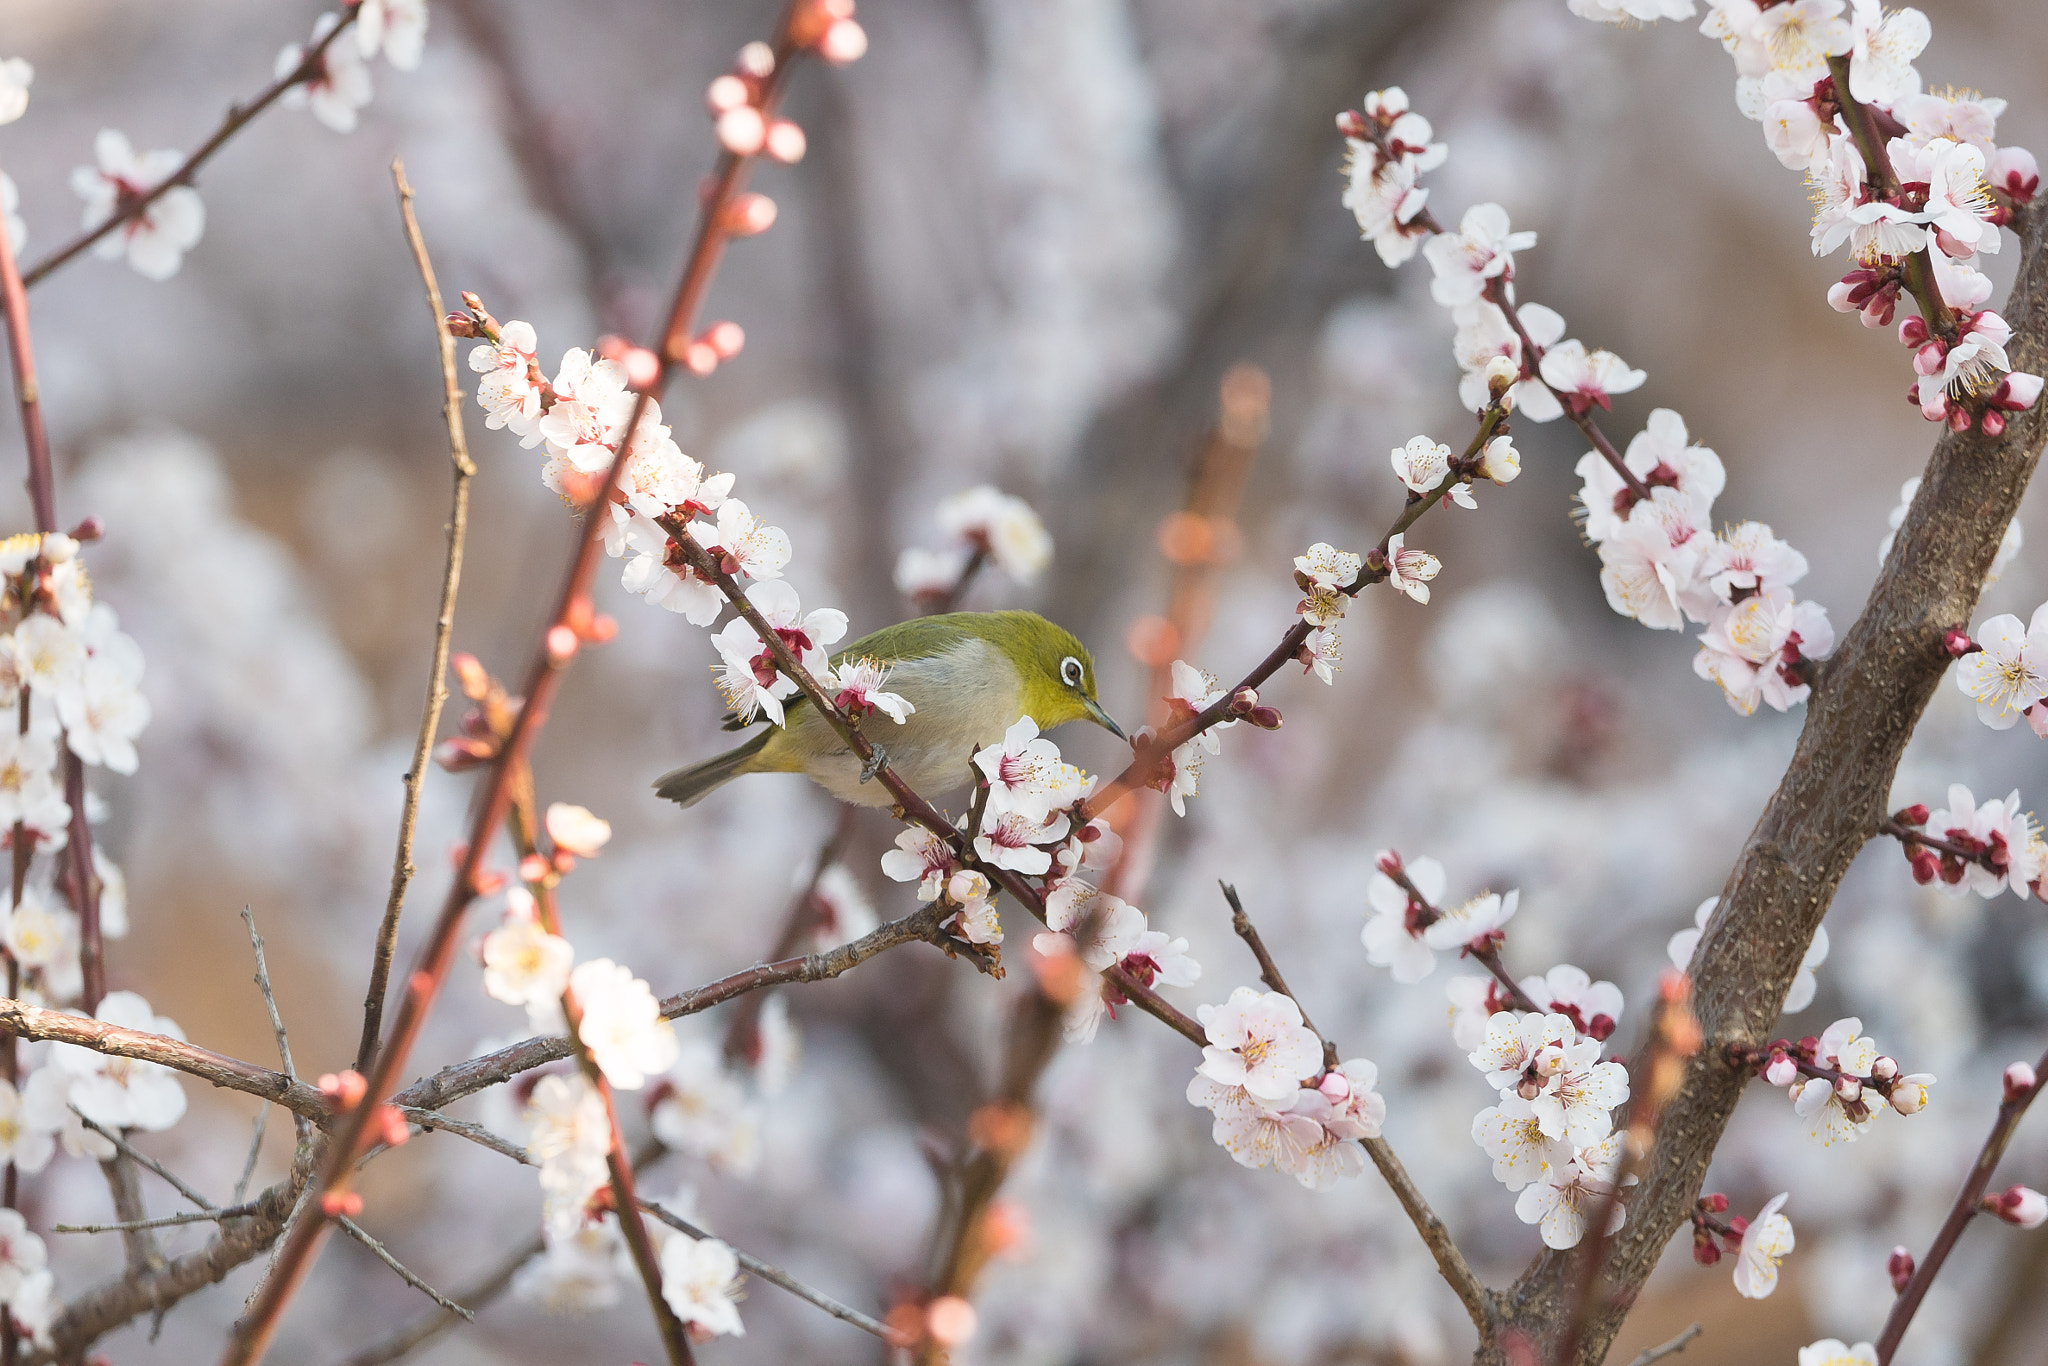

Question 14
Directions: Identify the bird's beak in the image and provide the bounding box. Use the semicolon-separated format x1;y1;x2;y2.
1084;697;1126;740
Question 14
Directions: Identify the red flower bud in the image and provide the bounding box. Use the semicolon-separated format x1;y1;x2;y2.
1888;1246;1915;1293
1895;803;1930;825
319;1191;365;1219
1700;1192;1729;1214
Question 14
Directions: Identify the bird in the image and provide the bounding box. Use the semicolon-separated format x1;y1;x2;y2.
654;610;1124;810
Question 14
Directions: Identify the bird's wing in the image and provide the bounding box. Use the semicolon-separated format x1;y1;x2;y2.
721;614;1006;731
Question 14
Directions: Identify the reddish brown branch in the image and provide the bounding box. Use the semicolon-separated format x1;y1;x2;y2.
224;16;821;1360
1873;1043;2048;1362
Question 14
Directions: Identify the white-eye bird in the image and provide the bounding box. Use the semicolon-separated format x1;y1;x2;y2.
654;610;1124;809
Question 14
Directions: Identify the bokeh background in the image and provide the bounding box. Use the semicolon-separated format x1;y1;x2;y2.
2;0;2047;1361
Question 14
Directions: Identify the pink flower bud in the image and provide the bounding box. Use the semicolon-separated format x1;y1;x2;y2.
1989;145;2039;202
2005;1061;2038;1101
1835;1074;1862;1103
1764;1052;1799;1088
1992;1185;2048;1228
1828;279;1859;313
1888;1246;1915;1293
1376;850;1403;876
1982;409;2008;437
1318;1071;1351;1101
1898;315;1930;346
725;192;778;237
736;40;776;77
1943;630;1977;658
546;625;579;664
1336;110;1369;139
704;320;746;360
1693;1240;1722;1266
320;1190;366;1219
1871;1055;1899;1081
374;1104;411;1148
1913;341;1946;376
717;105;768;156
706;74;751;113
1908;848;1941;884
765;119;807;164
517;853;549;884
319;1070;369;1110
683;340;720;376
1700;1192;1729;1214
820;18;869;63
1948;406;1974;432
1999;371;2044;411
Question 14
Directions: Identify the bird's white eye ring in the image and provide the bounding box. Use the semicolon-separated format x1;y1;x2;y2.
1061;655;1083;687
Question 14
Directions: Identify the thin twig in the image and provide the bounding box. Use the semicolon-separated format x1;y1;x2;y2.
333;1217;475;1321
1221;882;1337;1069
357;159;476;1076
638;1197;897;1342
234;1108;269;1206
396;1108;530;1166
240;907;296;1082
55;1203;264;1235
326;1231;544;1366
1627;1324;1702;1366
19;10;361;289
73;1110;215;1213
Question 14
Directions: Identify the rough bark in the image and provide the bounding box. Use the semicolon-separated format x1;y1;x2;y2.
1482;206;2048;1362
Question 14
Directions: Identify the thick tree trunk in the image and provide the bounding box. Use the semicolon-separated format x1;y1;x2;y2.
1482;204;2048;1364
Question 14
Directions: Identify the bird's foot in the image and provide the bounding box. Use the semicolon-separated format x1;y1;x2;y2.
859;745;889;784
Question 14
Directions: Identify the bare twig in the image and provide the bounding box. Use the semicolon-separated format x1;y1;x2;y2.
19;10;361;289
56;1203;264;1235
240;907;297;1082
1627;1324;1702;1366
234;1109;269;1206
637;1197;897;1342
73;1110;216;1214
326;1231;545;1366
357;160;477;1075
396;1108;530;1166
333;1217;475;1322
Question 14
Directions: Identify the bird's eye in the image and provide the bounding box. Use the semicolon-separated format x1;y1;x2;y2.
1060;655;1083;687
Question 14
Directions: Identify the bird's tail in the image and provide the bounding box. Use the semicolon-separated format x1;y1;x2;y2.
653;730;774;808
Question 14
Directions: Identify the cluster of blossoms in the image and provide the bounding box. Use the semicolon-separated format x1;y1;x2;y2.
1184;987;1385;1189
1342;89;1835;718
1887;788;2048;899
1142;659;1279;819
893;485;1053;607
1467;1007;1632;1250
472;799;759;1330
1743;1016;1935;1145
1657;0;2044;429
1;57;28;252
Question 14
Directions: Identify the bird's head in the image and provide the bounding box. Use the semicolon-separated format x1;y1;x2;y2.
995;612;1125;740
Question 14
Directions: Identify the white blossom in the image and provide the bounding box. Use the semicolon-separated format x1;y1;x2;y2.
1846;0;1927;106
1799;1343;1878;1366
357;0;429;70
1421;203;1537;308
1361;853;1446;983
660;1233;745;1338
1514;1131;1628;1250
1538;340;1647;419
1732;1192;1795;1298
1473;1094;1571;1191
278;14;374;134
1453;301;1566;420
649;1036;760;1175
568;960;679;1090
0;57;29;126
525;1072;611;1230
974;808;1067;876
0;1080;55;1176
880;827;953;901
1195;986;1322;1103
481;890;573;1012
1384;534;1440;605
70;129;205;281
827;656;914;724
975;717;1084;821
1955;605;2048;728
934;485;1052;583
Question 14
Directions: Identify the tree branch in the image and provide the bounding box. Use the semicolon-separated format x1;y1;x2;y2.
1485;193;2048;1366
357;160;477;1075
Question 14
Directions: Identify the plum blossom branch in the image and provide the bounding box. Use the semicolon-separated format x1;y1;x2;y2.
357;160;476;1076
227;13;835;1359
17;8;361;288
1873;1048;2048;1363
1627;1324;1702;1366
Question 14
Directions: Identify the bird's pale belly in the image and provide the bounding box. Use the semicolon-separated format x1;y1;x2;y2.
789;638;1024;808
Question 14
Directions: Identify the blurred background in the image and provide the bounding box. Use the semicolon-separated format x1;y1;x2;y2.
1;0;2047;1361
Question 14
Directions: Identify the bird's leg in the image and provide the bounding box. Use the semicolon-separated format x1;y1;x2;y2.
860;745;889;784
